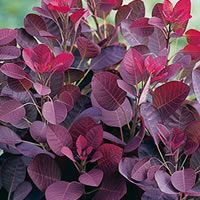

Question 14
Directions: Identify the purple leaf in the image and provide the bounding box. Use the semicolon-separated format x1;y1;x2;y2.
148;28;167;55
33;82;51;96
142;189;177;200
124;119;145;153
0;100;26;124
45;181;84;200
27;154;61;191
42;100;67;125
171;168;196;192
140;103;162;145
0;126;22;145
24;14;47;37
0;46;21;60
117;79;136;99
16;142;55;158
0;63;28;80
119;157;139;183
121;20;149;47
190;148;200;170
131;158;151;181
91;45;126;72
130;18;154;37
92;94;133;127
58;91;74;111
79;169;103;187
119;48;146;85
30;121;48;143
192;66;200;104
77;36;101;58
61;146;75;162
47;124;73;156
103;131;126;146
16;28;38;48
1;157;26;193
92;71;126;111
153;81;190;119
13;181;32;200
0;29;17;45
155;170;178;194
93;174;127;200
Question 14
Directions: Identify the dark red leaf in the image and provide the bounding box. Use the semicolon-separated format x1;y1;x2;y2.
153;81;190;119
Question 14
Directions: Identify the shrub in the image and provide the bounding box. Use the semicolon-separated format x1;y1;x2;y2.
0;0;200;199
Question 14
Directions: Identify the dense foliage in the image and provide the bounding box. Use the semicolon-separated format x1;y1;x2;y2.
0;0;200;199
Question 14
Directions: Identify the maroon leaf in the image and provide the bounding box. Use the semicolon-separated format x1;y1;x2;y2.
79;169;103;187
13;181;32;200
0;29;17;45
171;168;196;192
77;36;101;58
24;14;47;37
27;154;61;191
153;81;190;119
0;46;21;60
0;63;28;80
155;170;178;194
0;99;26;124
33;82;51;96
47;124;73;156
0;126;22;145
42;100;67;125
45;181;84;200
30;121;48;143
1;157;26;193
98;144;123;174
92;71;126;111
